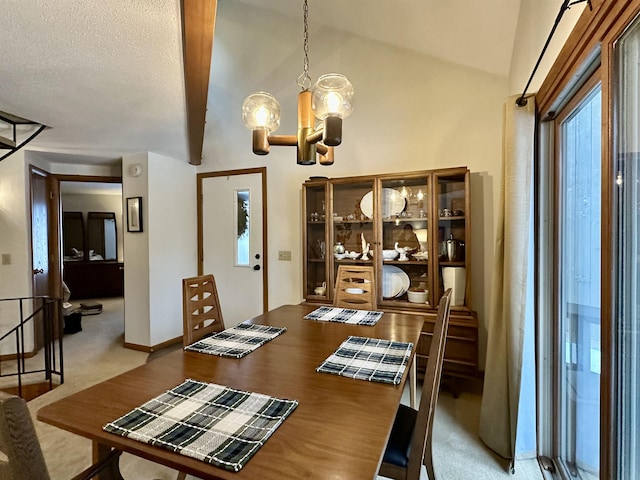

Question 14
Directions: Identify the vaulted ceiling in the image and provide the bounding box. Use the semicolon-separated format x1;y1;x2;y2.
0;0;520;166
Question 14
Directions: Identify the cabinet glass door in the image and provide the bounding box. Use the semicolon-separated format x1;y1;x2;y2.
435;172;469;308
379;176;431;308
330;180;375;293
303;182;328;299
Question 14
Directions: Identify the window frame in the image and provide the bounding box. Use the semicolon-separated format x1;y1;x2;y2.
536;1;640;477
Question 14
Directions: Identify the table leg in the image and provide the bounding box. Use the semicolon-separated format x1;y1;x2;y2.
93;441;125;480
409;358;417;408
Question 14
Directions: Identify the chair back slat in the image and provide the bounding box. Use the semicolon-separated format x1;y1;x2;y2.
333;265;377;310
182;274;225;346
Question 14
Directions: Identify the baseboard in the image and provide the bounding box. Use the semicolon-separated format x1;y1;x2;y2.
123;335;183;353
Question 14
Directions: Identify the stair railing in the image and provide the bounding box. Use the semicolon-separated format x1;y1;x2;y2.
0;296;64;399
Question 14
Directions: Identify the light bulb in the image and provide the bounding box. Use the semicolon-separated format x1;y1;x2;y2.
254;106;270;127
324;92;343;114
242;92;280;132
311;74;354;120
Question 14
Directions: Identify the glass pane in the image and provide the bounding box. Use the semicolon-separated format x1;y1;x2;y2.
305;183;327;297
379;176;430;307
614;16;640;479
558;85;601;479
235;189;250;266
331;180;375;280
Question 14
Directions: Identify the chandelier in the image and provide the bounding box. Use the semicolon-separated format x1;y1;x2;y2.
241;0;354;165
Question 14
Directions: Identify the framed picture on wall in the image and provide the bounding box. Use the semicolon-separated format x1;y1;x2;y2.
126;196;143;233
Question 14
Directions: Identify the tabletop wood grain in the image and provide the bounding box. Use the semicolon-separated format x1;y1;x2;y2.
38;304;424;480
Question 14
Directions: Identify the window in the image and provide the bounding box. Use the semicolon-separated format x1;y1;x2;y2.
555;81;602;479
536;2;640;477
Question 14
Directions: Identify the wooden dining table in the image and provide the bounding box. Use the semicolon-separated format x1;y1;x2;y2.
37;304;424;480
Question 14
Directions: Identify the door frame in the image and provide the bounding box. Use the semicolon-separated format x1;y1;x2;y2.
197;167;268;313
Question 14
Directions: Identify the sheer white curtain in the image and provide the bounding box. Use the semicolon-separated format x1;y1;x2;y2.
479;95;535;466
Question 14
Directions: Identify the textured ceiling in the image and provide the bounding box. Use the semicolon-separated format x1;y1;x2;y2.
0;0;520;166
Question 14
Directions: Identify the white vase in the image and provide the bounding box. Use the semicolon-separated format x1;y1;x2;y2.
442;267;466;306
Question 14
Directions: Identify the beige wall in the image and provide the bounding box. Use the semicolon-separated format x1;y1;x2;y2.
0;0;586;365
198;0;585;371
202;2;507;371
122;153;198;347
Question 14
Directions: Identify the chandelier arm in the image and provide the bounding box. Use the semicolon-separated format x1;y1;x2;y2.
306;129;324;145
267;135;297;146
319;146;334;166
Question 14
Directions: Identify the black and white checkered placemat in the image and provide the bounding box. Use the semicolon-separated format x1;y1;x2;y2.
316;336;413;385
184;323;286;358
103;379;298;472
304;306;383;326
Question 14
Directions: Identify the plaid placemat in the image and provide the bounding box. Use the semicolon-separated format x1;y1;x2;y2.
184;323;286;358
316;336;413;385
304;306;383;326
103;379;298;472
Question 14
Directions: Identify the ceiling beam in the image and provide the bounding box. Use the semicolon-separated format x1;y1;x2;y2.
181;0;217;166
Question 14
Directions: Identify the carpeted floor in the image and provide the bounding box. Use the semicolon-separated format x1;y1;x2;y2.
18;297;542;479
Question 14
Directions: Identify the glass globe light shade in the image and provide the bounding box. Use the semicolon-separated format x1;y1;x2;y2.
242;92;281;132
311;74;354;120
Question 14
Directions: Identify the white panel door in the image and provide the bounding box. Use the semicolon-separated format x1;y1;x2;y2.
201;171;265;327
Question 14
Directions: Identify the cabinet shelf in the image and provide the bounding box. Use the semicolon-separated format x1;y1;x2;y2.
438;216;465;221
382;260;429;266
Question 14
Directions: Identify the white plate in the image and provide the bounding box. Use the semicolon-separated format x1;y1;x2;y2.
382;265;410;298
360;188;406;219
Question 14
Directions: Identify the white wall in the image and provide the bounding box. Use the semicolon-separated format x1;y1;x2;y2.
202;1;509;370
509;0;586;95
122;153;197;347
0;151;33;353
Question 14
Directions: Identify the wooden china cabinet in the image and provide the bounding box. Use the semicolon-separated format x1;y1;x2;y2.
302;166;478;381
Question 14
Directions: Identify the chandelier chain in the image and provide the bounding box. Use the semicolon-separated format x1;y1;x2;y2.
296;0;311;91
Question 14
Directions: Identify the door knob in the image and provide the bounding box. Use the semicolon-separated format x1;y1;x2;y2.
33;268;44;274
253;265;261;271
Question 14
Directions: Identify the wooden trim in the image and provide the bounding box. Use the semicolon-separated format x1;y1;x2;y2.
181;0;217;165
55;174;122;183
537;0;635;116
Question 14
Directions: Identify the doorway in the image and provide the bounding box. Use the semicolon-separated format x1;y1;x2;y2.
198;168;268;327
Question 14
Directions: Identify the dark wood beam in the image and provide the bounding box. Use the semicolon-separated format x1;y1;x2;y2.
181;0;217;165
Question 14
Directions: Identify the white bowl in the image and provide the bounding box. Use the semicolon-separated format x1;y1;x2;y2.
345;287;365;294
407;289;428;303
382;250;399;260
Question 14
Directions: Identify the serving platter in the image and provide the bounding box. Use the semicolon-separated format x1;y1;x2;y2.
360;188;406;219
382;265;410;298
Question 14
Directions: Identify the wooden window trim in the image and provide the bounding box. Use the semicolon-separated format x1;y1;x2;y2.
537;1;640;478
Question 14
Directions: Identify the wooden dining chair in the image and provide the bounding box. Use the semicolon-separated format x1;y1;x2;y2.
0;391;122;480
333;265;377;310
182;274;225;346
379;288;452;480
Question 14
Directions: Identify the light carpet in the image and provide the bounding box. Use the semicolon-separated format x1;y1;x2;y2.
20;297;542;479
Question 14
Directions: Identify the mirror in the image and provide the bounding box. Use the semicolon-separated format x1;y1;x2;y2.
87;212;117;261
62;212;85;260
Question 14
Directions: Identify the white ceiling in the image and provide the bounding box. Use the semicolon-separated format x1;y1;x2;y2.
0;0;520;167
